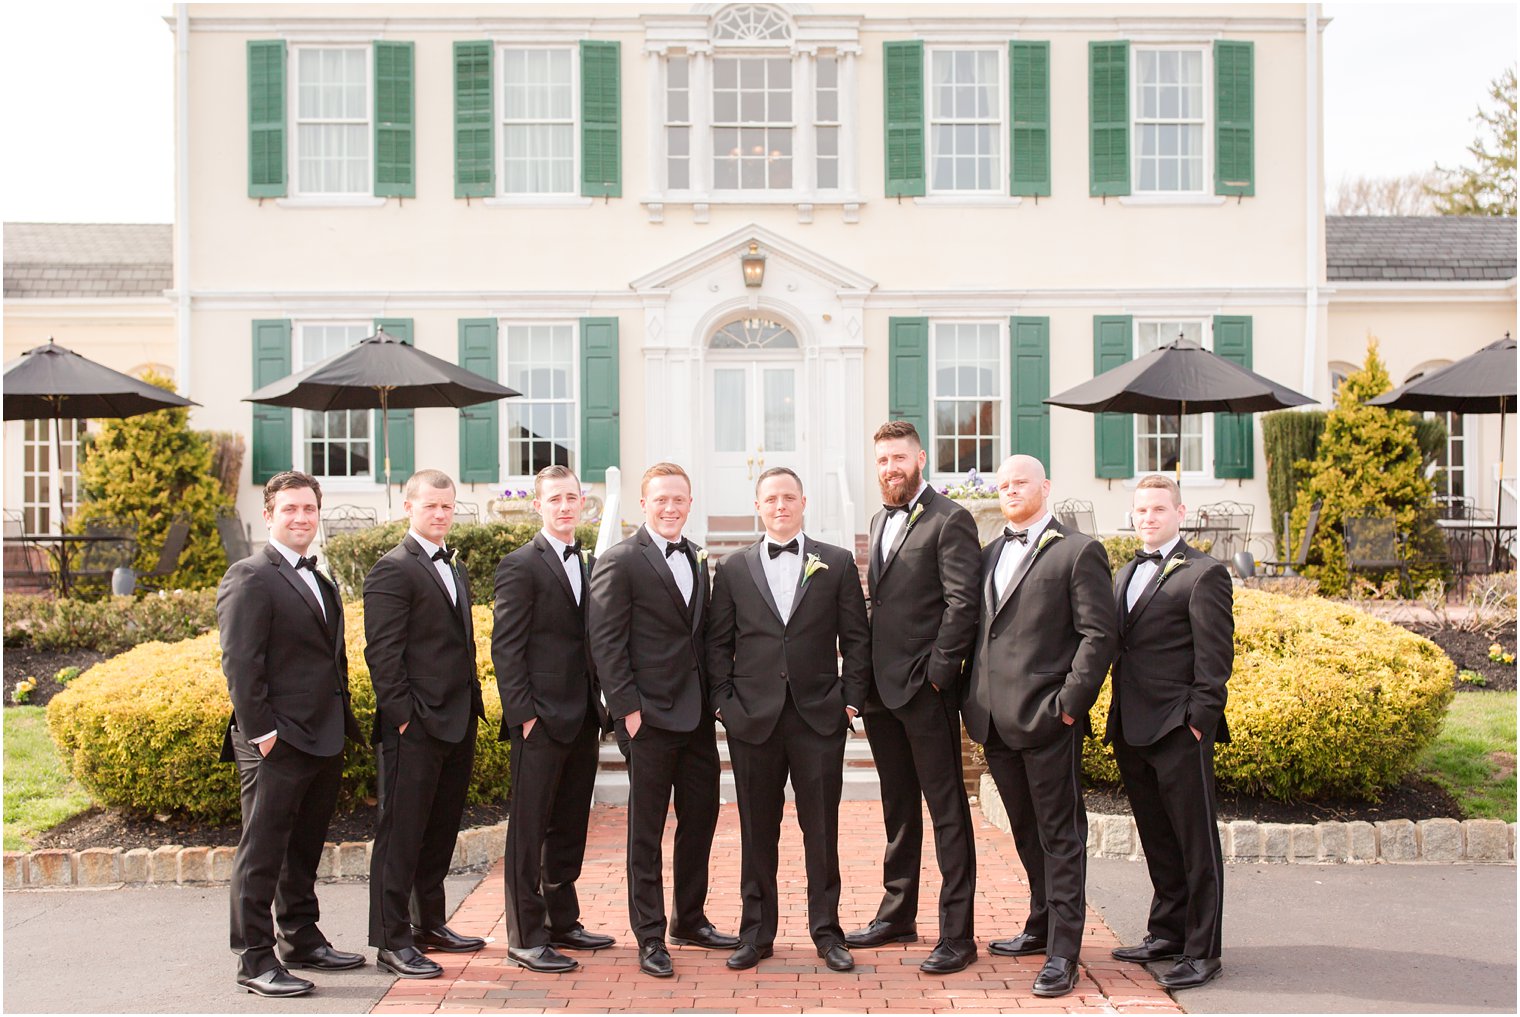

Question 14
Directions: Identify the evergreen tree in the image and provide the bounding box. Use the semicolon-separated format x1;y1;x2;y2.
1430;67;1517;216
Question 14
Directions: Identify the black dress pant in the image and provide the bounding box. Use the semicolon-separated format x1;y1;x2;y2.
861;682;976;945
1113;724;1224;960
369;717;477;949
983;721;1088;960
229;728;343;977
503;710;600;948
727;691;847;950
617;715;720;946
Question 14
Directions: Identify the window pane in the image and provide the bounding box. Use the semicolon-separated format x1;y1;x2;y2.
713;369;747;452
763;369;796;451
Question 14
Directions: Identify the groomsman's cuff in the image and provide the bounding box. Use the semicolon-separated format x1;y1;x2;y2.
250;730;277;744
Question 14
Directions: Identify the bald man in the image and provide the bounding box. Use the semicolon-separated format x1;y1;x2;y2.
962;455;1117;999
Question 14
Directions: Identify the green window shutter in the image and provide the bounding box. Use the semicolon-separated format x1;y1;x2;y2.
454;41;494;198
1088;41;1130;197
1010;317;1051;473
373;319;415;484
1093;315;1134;478
251;320;293;483
1214;41;1254;197
883;41;925;197
248;41;287;198
580;41;621;198
579;317;620;482
458;319;499;484
887;317;930;456
1212;315;1254;478
374;41;416;198
1009;41;1051;197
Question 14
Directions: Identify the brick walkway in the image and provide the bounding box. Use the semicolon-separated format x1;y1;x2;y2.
373;802;1180;1014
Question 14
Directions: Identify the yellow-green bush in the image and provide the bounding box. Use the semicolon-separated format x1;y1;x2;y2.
1083;587;1455;800
47;602;510;823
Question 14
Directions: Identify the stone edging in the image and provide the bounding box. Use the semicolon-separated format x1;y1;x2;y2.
977;774;1516;865
3;821;508;890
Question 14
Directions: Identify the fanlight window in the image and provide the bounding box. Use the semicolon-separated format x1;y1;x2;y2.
713;5;791;44
710;318;799;350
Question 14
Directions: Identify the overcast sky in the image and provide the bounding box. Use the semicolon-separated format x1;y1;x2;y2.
0;1;1515;223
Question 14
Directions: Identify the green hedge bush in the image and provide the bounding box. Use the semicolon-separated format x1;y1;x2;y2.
3;591;219;653
47;601;511;823
1082;587;1455;799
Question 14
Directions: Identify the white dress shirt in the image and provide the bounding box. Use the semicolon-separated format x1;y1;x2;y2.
992;511;1054;603
409;530;457;605
1127;534;1182;611
647;525;695;604
252;537;326;744
879;479;930;565
541;529;583;605
761;532;805;622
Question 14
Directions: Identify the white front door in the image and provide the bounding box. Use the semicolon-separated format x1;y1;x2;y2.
707;358;804;532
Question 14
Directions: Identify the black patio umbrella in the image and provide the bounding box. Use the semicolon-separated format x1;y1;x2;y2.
3;338;200;522
244;329;519;514
1046;337;1316;483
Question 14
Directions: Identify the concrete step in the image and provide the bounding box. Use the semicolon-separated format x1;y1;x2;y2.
591;766;882;805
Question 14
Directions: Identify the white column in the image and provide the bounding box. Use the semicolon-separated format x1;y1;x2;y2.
793;47;815;197
645;47;666;197
691;47;714;198
839;47;860;199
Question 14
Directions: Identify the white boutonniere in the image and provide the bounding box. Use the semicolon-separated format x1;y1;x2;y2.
580;548;593;566
443;547;460;567
908;503;925;527
802;552;829;586
1035;529;1064;555
697;548;709;566
1158;553;1188;585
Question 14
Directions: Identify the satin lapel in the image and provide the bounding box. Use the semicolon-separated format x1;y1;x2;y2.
745;540;784;625
537;535;579;610
405;537;464;629
456;560;473;640
992;521;1066;623
1125;543;1190;631
878;509;916;581
315;569;343;645
690;545;707;636
789;539;819;621
266;546;329;633
640;535;690;621
867;510;886;593
1114;558;1139;618
981;541;1001;618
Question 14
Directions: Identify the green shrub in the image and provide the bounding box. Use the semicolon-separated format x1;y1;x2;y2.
1100;534;1210;565
1262;409;1328;553
47;601;511;823
1082;587;1455;799
324;519;599;605
3;591;219;654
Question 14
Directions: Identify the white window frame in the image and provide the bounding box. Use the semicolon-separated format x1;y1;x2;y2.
813;51;842;193
16;418;82;534
927;318;1008;483
496;45;580;201
1134;318;1213;480
710;51;797;194
924;45;1007;197
288;45;374;201
1130;45;1211;197
500;320;581;488
293;321;378;490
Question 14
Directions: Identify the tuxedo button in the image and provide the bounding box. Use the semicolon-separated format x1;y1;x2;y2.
780;672;787;680
990;632;998;640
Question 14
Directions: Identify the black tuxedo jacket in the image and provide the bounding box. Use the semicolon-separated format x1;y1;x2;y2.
216;544;361;761
705;536;872;745
588;525;710;733
490;532;610;744
363;534;486;745
1104;541;1234;747
963;520;1118;749
866;487;981;708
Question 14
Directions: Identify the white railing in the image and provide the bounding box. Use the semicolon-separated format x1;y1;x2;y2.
835;466;855;549
595;466;622;557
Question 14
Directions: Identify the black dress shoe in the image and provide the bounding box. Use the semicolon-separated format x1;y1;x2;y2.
1031;956;1079;998
669;923;740;949
919;941;977;974
237;966;313;997
507;945;579;973
1157;956;1223;989
412;925;486;953
988;933;1047;957
639;942;674;978
550;926;616;951
725;943;773;970
376;946;443;979
281;943;366;971
1111;935;1185;964
819;944;855;972
843;920;918;948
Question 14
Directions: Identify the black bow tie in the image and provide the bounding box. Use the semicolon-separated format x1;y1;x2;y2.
295;555;318;572
768;538;799;559
1003;527;1029;545
883;503;910;517
430;547;451;563
665;538;690;559
1134;549;1164;563
563;542;582;562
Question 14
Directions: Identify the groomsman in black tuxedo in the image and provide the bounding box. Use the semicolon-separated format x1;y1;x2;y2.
1105;474;1232;991
365;470;488;979
218;471;365;997
706;467;871;973
847;421;982;975
491;465;615;974
588;462;738;978
963;454;1117;998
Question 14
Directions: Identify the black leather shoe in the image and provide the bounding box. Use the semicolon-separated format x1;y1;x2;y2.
237;966;313;997
1031;956;1079;998
376;946;443;979
550;926;616;951
988;933;1047;957
281;943;366;971
669;923;740;949
819;944;855;972
844;920;918;948
508;945;579;973
1111;935;1185;964
639;942;674;978
412;925;485;953
919;941;977;974
725;943;773;970
1156;956;1223;990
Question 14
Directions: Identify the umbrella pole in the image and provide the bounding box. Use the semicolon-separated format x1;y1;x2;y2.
381;388;393;520
1176;400;1186;489
1495;403;1508;571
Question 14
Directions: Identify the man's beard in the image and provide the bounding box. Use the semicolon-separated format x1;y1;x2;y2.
878;461;923;505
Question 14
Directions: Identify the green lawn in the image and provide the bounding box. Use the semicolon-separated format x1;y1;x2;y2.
3;706;93;851
1416;692;1517;822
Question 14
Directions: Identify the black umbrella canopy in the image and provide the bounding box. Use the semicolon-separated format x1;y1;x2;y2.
2;338;198;420
1366;334;1516;414
1045;339;1316;415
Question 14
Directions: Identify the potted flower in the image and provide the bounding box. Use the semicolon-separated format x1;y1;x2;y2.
941;468;1005;544
486;487;536;522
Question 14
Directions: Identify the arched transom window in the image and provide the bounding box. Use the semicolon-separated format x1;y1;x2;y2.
713;5;791;43
710;317;799;350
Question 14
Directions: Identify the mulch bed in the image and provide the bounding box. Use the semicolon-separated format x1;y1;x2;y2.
2;647;107;709
1401;620;1517;692
1081;776;1464;824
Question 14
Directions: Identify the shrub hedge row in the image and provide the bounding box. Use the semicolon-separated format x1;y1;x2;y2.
3;591;219;654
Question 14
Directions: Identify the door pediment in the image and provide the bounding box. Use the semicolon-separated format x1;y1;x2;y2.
629;223;877;295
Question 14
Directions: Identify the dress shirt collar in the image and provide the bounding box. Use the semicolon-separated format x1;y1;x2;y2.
642;523;688;550
763;531;805;559
1142;533;1183;559
1007;511;1054;547
409;530;447;560
540;528;576;558
268;537;312;569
